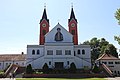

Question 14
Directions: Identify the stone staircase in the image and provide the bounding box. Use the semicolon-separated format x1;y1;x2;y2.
100;63;113;77
4;64;25;78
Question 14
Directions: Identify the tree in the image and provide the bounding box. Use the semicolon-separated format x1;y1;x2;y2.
83;37;101;62
99;38;109;48
114;8;120;45
69;63;76;73
26;64;33;74
115;8;120;25
114;36;120;45
42;63;49;73
83;37;119;62
105;44;118;58
92;63;100;73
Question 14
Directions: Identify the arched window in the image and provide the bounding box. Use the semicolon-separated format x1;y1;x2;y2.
37;50;40;55
77;49;80;54
82;49;85;55
32;50;35;55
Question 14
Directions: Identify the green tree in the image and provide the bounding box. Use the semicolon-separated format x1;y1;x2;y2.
105;44;118;58
83;37;101;62
42;63;49;74
114;36;120;45
83;37;118;62
99;38;109;48
114;8;120;45
115;8;120;25
69;63;76;73
92;63;100;73
26;64;33;74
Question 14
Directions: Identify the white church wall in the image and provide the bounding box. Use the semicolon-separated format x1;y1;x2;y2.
30;57;44;69
27;45;44;58
74;45;91;69
45;24;73;43
44;44;74;57
74;45;91;58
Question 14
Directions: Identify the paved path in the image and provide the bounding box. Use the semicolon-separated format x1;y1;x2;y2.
0;78;15;80
105;77;120;80
0;77;120;80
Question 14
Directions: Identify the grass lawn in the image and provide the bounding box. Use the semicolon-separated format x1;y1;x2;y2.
16;78;106;80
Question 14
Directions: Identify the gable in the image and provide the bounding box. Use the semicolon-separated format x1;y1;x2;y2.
97;53;119;60
45;23;73;43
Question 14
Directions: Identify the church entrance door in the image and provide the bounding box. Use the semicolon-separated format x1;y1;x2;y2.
55;62;63;69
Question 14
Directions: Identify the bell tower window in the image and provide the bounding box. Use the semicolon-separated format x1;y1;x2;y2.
42;30;46;35
71;30;75;35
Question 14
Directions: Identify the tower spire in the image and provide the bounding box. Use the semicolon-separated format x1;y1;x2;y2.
39;4;49;45
69;3;77;22
68;4;78;45
40;3;48;22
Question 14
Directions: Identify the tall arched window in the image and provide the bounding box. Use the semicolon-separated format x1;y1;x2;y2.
32;50;35;55
77;49;80;54
37;50;40;55
82;49;85;55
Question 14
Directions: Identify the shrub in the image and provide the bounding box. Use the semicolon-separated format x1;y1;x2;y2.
26;64;33;74
42;63;49;74
69;63;76;73
92;63;100;73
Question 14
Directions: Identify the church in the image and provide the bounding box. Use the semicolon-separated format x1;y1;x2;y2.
26;6;91;70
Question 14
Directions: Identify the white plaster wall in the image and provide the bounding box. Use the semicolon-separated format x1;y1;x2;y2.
26;44;91;69
45;45;74;57
27;46;44;59
45;24;73;43
74;47;91;58
0;60;25;70
100;60;120;75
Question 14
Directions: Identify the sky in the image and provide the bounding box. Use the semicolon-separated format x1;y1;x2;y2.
0;0;120;54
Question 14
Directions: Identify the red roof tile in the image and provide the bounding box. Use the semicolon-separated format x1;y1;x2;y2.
0;54;26;61
97;53;119;60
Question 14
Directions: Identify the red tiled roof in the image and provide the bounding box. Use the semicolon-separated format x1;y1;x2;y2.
0;54;26;61
97;53;119;60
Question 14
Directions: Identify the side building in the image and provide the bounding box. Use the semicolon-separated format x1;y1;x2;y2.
0;54;26;70
97;53;120;76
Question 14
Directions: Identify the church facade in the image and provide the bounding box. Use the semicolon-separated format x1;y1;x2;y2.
26;7;91;70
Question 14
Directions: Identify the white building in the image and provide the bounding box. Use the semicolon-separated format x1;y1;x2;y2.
0;54;26;70
26;7;91;70
97;53;120;76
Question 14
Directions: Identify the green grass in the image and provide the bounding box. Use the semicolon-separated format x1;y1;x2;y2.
16;78;106;80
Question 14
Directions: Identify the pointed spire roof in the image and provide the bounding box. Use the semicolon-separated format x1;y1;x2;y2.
40;5;49;23
69;6;77;22
70;7;75;19
42;8;47;20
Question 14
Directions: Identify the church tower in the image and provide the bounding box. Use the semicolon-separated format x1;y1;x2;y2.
39;6;49;45
68;6;78;45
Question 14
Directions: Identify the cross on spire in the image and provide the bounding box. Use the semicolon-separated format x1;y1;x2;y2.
44;3;46;9
71;3;73;8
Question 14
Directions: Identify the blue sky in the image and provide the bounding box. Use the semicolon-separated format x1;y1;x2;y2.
0;0;120;54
